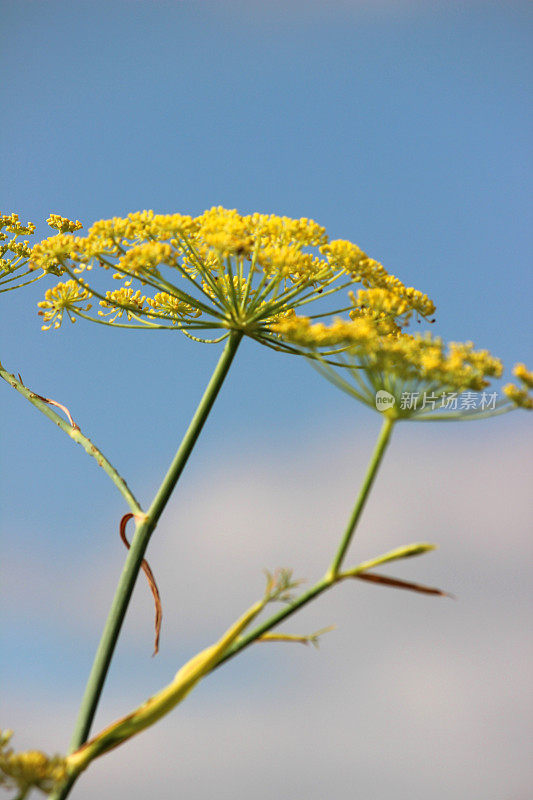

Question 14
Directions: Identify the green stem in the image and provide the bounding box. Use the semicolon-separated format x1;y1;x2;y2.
0;362;143;515
50;331;242;800
52;413;400;799
220;416;395;667
216;577;332;669
326;415;394;579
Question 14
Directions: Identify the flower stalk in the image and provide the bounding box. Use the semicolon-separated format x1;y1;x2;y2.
326;415;395;579
50;331;242;800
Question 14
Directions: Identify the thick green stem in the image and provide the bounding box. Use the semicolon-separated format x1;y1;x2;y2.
51;331;242;800
326;415;394;579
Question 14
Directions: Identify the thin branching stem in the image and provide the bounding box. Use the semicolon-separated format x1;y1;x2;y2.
0;363;143;515
218;416;396;665
327;415;395;578
216;577;332;669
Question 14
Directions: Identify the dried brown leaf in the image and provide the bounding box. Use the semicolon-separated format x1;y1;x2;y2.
120;514;163;655
355;571;452;598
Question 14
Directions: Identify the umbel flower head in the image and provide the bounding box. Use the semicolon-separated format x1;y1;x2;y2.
271;315;532;420
30;207;435;353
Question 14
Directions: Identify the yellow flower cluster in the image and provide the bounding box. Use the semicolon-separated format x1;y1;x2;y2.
1;215;33;273
85;211;198;252
115;242;180;276
1;213;41;292
0;730;67;796
372;334;503;394
250;211;329;248
13;205;528;420
503;363;533;409
271;314;381;348
0;213;36;237
38;279;92;329
1;239;32;266
513;363;533;387
47;214;83;234
30;233;85;274
13;215;84;276
146;291;202;320
320;239;435;318
98;287;146;322
195;207;255;256
5;240;32;259
258;244;323;280
272;313;512;419
352;287;418;325
29;207;435;352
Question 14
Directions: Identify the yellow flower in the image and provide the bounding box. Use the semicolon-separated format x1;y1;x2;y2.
30;233;84;274
146;291;202;320
272;314;520;421
0;213;41;292
98;287;147;322
0;730;67;795
114;242;180;277
0;213;35;237
47;214;83;234
37;279;92;329
31;207;435;352
271;314;380;348
320;240;435;318
513;362;533;389
20;215;84;277
502;363;533;409
503;384;533;409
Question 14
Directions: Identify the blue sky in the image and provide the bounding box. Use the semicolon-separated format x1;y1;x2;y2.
1;2;532;799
